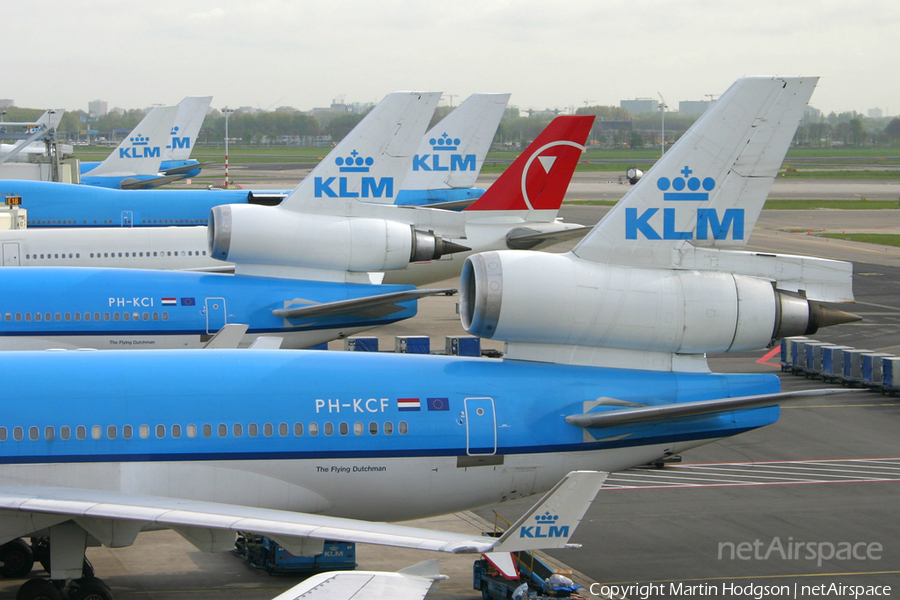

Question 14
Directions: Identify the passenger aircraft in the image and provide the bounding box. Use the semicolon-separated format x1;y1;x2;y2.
79;96;212;184
0;113;591;292
0;77;863;600
1;92;504;226
0;92;475;350
79;105;180;190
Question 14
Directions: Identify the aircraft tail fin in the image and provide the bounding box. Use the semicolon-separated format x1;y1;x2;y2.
463;115;594;220
280;92;442;214
165;96;212;161
401;93;510;194
83;105;179;178
490;470;607;553
573;77;817;267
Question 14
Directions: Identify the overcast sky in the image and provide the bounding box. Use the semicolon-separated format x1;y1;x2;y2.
5;0;899;116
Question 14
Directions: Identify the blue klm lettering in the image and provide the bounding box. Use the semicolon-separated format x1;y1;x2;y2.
518;525;570;538
412;154;477;172
119;147;161;159
625;208;745;240
315;177;394;198
171;137;191;150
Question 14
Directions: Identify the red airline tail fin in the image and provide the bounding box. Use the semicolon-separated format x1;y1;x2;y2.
464;115;594;212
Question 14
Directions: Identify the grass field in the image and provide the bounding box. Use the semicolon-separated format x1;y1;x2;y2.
819;233;900;247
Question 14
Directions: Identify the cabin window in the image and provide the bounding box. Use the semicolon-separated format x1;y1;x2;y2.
4;314;10;322
162;312;169;321
263;423;273;437
107;426;117;439
60;426;70;440
132;312;139;321
123;425;133;439
55;313;61;322
142;313;149;321
368;422;378;435
15;313;21;322
152;312;159;321
13;427;23;441
22;313;28;322
232;424;242;437
324;422;334;436
0;427;7;441
353;422;363;435
203;424;212;437
91;425;101;440
399;421;409;435
76;426;86;440
338;422;348;436
218;424;227;437
113;313;119;322
139;425;149;439
172;424;182;438
279;423;288;437
248;423;258;437
293;423;303;436
45;313;52;322
383;422;393;435
308;423;319;436
186;424;197;438
95;313;102;321
65;313;71;322
74;313;81;322
123;312;130;322
29;427;39;441
156;425;166;438
35;313;42;322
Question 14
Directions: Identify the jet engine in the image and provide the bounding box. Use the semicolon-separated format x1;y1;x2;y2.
625;167;643;185
461;251;859;355
209;204;467;272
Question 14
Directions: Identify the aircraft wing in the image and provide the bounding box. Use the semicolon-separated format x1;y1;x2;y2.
565;389;858;429
506;226;593;250
272;288;456;320
119;174;186;190
0;471;606;555
270;560;442;600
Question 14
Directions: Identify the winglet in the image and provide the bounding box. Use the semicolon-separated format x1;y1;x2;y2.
464;115;594;215
490;470;607;553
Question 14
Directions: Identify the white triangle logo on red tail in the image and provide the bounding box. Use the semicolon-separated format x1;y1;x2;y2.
538;156;557;173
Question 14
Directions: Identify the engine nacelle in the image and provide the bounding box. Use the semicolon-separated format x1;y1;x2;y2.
625;167;643;185
209;204;460;272
461;251;854;354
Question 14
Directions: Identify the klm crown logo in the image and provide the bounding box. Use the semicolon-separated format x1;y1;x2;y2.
314;149;392;199
336;150;375;173
413;132;475;172
120;133;160;159
625;165;743;241
431;132;460;151
170;125;180;136
657;165;716;201
518;511;569;539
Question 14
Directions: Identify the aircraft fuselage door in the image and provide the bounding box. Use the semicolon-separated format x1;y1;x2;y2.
205;297;226;334
464;397;497;456
2;243;20;266
121;211;133;227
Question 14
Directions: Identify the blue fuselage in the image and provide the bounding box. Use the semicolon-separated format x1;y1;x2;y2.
0;267;417;349
0;349;780;519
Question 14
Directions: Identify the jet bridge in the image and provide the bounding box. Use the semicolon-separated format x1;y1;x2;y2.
0;110;80;182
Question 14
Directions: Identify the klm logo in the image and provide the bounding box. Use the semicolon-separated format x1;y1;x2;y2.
314;150;393;198
518;512;569;539
625;165;744;240
413;133;475;172
169;125;190;150
119;134;160;159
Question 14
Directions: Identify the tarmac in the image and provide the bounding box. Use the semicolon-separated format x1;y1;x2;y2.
2;171;898;599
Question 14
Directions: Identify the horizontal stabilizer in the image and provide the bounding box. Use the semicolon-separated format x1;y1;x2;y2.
119;174;185;190
506;226;593;250
160;162;207;177
491;470;608;553
272;288;455;321
483;552;519;579
270;564;441;600
565;388;859;429
249;337;284;350
203;324;249;349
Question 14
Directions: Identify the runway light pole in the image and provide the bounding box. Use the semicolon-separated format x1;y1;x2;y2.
658;93;667;156
222;108;234;187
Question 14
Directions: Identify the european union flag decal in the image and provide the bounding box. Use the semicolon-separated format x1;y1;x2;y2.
427;397;449;411
181;298;196;306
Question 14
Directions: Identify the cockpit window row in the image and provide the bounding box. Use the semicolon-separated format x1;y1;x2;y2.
4;312;170;323
24;250;207;260
0;420;410;442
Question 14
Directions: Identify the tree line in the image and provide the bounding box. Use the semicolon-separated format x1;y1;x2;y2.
4;104;900;149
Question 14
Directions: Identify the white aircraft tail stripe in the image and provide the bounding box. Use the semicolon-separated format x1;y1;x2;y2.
573;77;817;267
83;106;179;177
